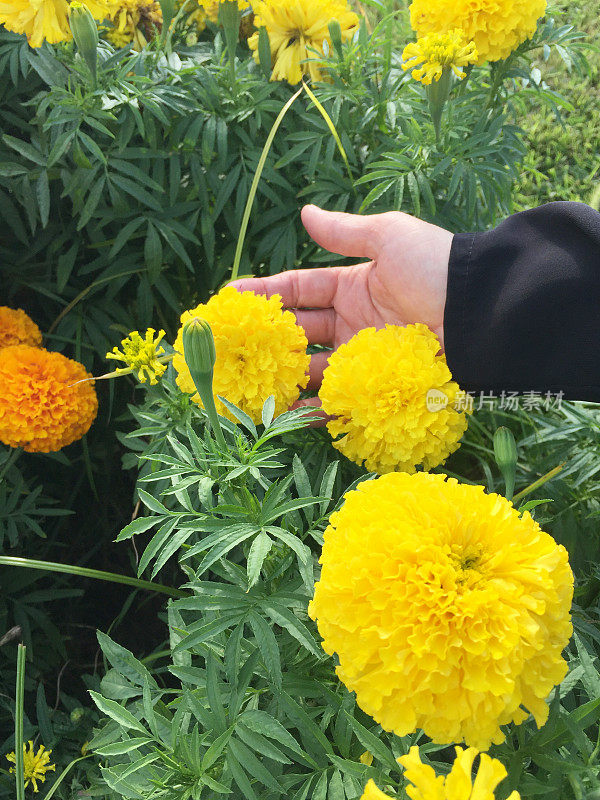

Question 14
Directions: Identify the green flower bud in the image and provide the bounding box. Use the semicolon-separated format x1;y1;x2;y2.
182;317;216;377
70;707;85;724
182;318;225;448
493;426;517;501
328;20;343;60
69;2;98;84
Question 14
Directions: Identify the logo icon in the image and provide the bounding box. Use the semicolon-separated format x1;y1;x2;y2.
426;388;449;412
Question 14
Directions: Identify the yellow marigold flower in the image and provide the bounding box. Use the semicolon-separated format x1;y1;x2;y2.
106;328;166;384
247;0;359;85
309;472;573;749
362;746;521;800
409;0;547;65
105;0;162;48
319;324;468;474
0;307;42;350
0;0;108;47
0;345;98;453
402;29;477;85
199;0;248;24
174;286;310;423
7;741;56;793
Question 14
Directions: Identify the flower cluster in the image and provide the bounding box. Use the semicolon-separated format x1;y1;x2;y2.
0;307;42;350
106;328;167;384
174;286;310;423
409;0;547;64
7;741;56;793
0;0;108;46
0;345;98;452
105;0;162;48
319;324;468;474
248;0;359;85
402;29;477;85
309;471;573;749
362;746;520;800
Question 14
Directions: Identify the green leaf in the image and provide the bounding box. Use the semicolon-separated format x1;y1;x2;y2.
3;134;46;166
116;515;164;542
249;611;282;690
263;600;321;657
246;531;273;589
137;488;169;515
144;222;163;283
89;691;150;735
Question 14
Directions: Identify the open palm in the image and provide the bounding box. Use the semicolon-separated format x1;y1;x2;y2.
230;204;453;392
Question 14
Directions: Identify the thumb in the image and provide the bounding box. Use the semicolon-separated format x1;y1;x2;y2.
301;205;388;259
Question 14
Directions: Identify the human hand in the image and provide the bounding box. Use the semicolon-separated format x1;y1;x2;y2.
229;204;453;395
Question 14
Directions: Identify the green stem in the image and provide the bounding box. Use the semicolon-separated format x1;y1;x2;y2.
230;86;303;282
196;380;227;449
43;755;92;799
15;644;25;800
512;462;565;504
0;557;186;599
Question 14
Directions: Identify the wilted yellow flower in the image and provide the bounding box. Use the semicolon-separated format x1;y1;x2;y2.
104;0;162;48
106;328;166;384
0;0;108;46
248;0;359;84
0;307;42;350
174;286;310;423
362;746;520;800
402;29;477;84
7;741;56;793
319;324;468;474
309;472;573;749
409;0;547;64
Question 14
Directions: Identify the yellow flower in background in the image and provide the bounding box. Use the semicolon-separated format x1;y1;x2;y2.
362;746;521;800
0;0;108;46
359;751;373;766
106;328;167;384
402;29;477;85
105;0;162;48
409;0;547;64
0;307;42;350
199;0;248;24
174;286;310;423
309;472;573;750
7;741;56;793
319;324;468;474
248;0;359;85
178;0;206;33
0;345;98;452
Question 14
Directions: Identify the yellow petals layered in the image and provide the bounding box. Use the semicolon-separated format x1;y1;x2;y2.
402;29;477;85
0;0;109;47
362;746;521;800
409;0;547;64
0;306;42;350
248;0;359;85
319;323;468;474
309;472;573;749
0;345;98;452
174;286;310;423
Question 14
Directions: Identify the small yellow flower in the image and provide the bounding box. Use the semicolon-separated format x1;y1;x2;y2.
104;0;162;48
409;0;547;64
174;287;310;424
319;324;468;474
402;29;477;85
309;471;573;749
362;746;521;800
247;0;359;85
106;328;166;384
7;741;56;793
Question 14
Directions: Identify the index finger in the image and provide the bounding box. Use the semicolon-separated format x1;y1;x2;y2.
228;266;345;309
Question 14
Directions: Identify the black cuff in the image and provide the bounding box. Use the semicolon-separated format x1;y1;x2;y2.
444;201;600;403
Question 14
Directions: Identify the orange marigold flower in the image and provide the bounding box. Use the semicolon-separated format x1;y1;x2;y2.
0;345;98;453
0;307;42;350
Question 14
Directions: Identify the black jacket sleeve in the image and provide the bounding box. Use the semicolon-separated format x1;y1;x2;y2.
443;201;600;403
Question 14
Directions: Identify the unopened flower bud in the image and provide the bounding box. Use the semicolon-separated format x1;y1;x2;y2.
182;317;216;377
69;2;98;83
70;707;85;724
493;426;517;500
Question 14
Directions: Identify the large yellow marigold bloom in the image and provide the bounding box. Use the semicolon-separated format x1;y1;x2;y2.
247;0;359;85
402;29;478;85
362;746;520;800
409;0;547;64
105;0;161;48
0;0;109;47
309;472;573;749
0;345;98;453
174;286;310;423
319;324;468;474
0;307;42;350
